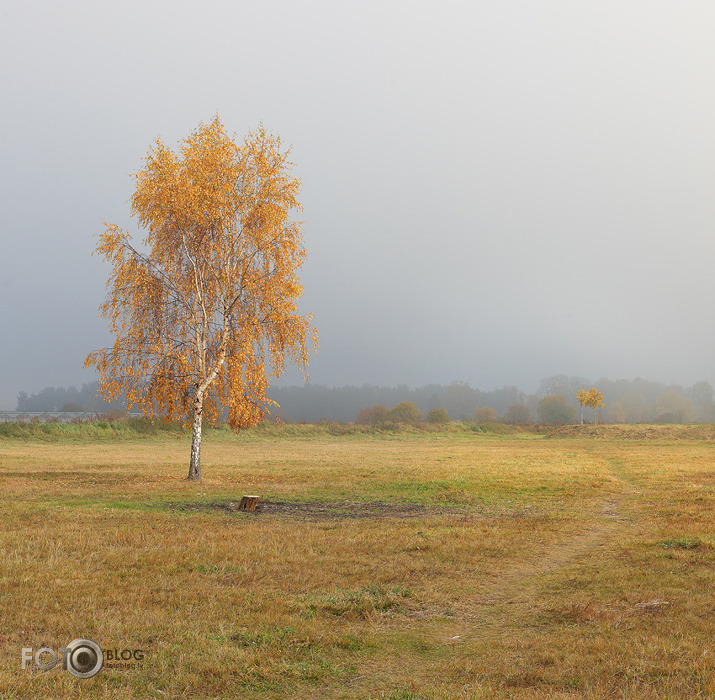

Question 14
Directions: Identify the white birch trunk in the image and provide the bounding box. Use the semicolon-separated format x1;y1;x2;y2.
187;324;228;481
187;393;203;480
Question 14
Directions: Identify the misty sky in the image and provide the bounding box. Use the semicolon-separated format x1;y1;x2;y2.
2;1;715;409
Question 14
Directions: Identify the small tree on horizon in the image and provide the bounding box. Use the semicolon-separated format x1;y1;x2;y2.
577;388;604;425
474;406;497;423
502;404;531;425
355;405;389;425
389;401;421;424
426;407;450;424
85;117;317;480
576;388;588;425
586;388;605;424
537;394;576;425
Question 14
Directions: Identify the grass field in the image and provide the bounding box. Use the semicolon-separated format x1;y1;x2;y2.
1;424;713;698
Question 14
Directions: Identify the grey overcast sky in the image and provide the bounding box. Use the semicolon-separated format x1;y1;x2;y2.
2;0;715;409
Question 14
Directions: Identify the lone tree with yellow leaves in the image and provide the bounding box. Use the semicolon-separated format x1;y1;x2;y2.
576;387;605;425
85;117;317;480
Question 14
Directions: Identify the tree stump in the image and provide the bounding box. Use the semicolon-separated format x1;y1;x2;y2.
238;495;260;512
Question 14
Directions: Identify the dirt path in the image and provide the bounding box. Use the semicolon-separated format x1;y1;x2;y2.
445;459;643;654
473;495;631;611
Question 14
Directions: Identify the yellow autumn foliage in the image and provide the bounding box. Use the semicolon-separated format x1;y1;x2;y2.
85;117;317;476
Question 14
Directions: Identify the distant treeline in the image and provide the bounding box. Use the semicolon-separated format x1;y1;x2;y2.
16;375;715;424
269;376;714;424
268;383;528;423
16;383;125;414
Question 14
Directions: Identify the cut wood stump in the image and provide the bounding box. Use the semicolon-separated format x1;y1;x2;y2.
238;495;260;512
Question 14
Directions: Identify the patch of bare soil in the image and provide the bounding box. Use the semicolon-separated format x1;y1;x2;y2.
167;500;551;522
546;424;715;440
167;500;470;520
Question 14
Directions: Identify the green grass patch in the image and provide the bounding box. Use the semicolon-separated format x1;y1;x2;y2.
0;418;550;444
656;536;706;550
0;417;184;442
298;585;413;620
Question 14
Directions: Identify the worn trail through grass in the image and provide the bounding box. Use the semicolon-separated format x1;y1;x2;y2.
475;462;636;608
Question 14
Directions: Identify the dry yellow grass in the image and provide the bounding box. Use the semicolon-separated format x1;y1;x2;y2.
0;427;713;698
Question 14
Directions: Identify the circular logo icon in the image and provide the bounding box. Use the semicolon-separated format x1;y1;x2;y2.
65;638;103;679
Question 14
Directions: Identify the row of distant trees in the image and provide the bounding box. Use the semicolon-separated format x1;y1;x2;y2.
276;376;715;424
355;395;584;426
355;402;451;425
355;385;711;426
16;375;715;424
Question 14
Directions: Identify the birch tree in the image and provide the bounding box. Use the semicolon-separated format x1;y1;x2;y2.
576;388;589;425
577;387;604;425
586;388;605;425
85;117;317;480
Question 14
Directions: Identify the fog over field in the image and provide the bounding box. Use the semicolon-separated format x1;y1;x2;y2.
2;1;714;410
